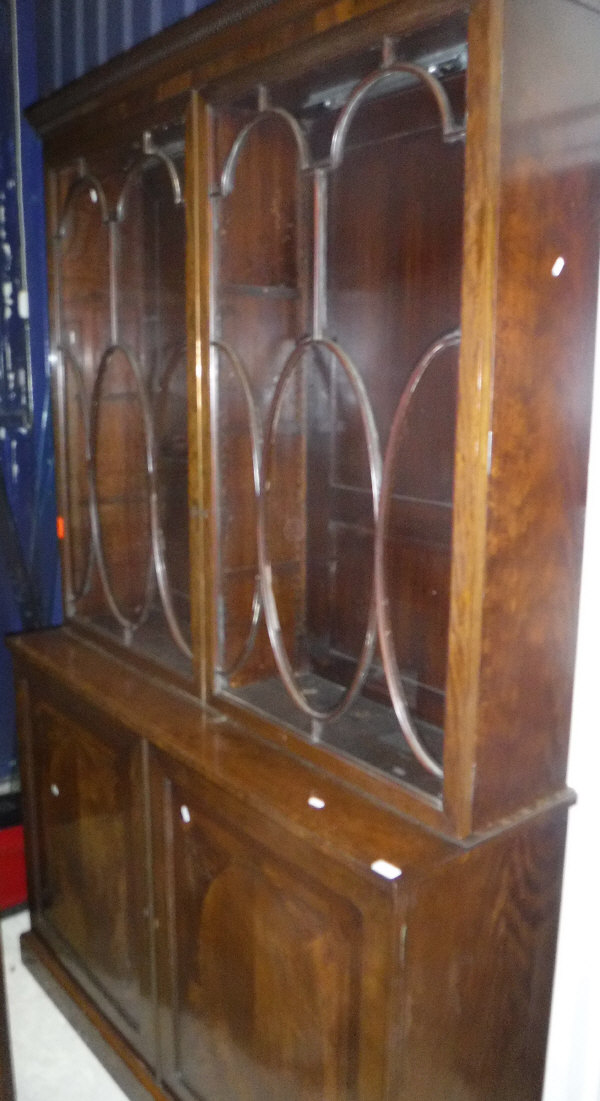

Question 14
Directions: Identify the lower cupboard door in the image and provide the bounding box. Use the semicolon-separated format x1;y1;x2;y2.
152;764;394;1101
31;697;156;1066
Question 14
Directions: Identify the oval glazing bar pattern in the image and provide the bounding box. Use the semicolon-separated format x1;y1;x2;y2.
54;145;192;665
210;38;466;780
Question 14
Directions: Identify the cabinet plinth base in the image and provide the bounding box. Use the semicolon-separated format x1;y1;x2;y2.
20;931;161;1101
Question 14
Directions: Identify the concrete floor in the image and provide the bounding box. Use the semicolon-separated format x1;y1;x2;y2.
1;910;128;1101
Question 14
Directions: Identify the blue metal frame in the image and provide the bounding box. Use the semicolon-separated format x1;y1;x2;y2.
0;0;61;783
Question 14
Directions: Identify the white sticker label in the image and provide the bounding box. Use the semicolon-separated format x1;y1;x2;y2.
371;859;403;881
17;289;29;319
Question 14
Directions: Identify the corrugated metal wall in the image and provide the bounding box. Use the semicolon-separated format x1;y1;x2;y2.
34;0;218;97
1;0;60;783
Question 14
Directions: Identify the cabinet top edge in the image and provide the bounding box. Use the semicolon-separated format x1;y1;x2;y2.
9;627;575;866
25;0;471;142
10;626;464;878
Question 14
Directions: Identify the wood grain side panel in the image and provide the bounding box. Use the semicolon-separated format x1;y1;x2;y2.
443;0;504;837
471;0;600;829
400;809;568;1101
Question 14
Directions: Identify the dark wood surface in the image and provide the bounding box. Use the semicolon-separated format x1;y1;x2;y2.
10;629;456;867
199;0;600;839
14;636;569;1100
30;0;600;838
12;1;600;1099
399;806;568;1101
468;0;600;832
445;0;600;836
25;690;156;1066
151;751;384;1101
25;0;468;147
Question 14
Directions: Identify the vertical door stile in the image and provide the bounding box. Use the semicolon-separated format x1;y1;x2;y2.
186;90;214;700
443;0;504;838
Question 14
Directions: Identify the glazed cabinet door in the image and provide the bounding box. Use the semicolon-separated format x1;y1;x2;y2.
151;750;399;1101
23;680;156;1067
48;120;193;680
205;14;468;811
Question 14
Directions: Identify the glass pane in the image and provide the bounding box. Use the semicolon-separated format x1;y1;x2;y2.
57;174;110;620
212;113;306;685
210;18;468;797
55;133;191;676
63;353;93;603
115;149;191;663
92;345;152;623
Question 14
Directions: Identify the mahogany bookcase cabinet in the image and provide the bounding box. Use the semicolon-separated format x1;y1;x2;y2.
9;1;600;1099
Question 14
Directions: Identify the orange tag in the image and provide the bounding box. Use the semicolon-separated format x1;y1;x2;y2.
56;515;65;540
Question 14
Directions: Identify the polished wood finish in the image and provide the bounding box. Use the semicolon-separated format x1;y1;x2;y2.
152;753;372;1101
10;629;454;873
151;757;567;1101
18;669;156;1067
11;631;569;1100
13;1;600;1099
399;808;568;1101
446;0;600;836
187;0;600;838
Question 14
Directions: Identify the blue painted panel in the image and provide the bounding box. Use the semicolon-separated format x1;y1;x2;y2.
0;16;30;431
51;0;62;90
34;0;54;99
150;0;162;35
131;0;150;47
161;0;186;27
18;0;61;629
0;0;61;781
0;518;20;782
74;0;85;77
83;0;100;74
59;1;77;84
36;0;221;92
123;0;134;48
96;0;109;67
106;0;125;61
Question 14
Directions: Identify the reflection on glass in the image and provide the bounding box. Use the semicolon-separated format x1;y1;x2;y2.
210;21;468;797
55;134;191;675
